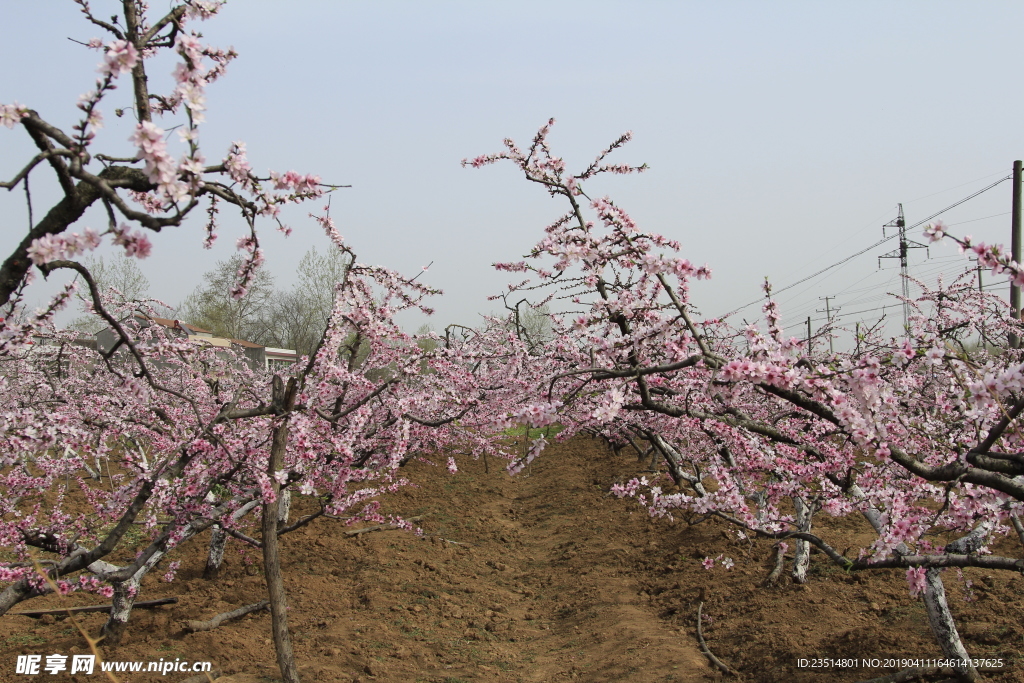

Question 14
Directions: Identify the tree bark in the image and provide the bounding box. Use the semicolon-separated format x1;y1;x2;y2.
204;525;227;580
102;550;164;646
792;497;812;584
263;376;300;683
204;499;259;580
278;489;292;526
922;569;977;682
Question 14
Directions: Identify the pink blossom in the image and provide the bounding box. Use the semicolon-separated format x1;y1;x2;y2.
162;560;181;583
0;102;28;129
185;0;225;20
906;567;927;598
26;235;63;265
923;221;946;243
99;40;139;77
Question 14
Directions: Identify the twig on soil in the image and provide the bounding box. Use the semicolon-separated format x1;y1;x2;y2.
184;601;269;632
433;537;473;546
763;543;786;587
853;666;957;683
344;515;425;537
11;598;177;618
695;602;739;677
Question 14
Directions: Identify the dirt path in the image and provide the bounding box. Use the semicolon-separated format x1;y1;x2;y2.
406;437;712;683
281;435;713;682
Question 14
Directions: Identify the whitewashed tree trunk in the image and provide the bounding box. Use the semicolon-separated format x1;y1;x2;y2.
204;525;227;580
278;489;291;526
204;500;259;580
102;551;164;646
792;497;812;584
923;568;978;682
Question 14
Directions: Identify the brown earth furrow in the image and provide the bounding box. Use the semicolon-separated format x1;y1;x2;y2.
1;436;1022;682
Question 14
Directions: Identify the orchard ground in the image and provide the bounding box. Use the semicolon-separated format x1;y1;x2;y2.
1;436;1021;683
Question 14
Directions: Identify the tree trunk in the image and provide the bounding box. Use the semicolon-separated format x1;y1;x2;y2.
204;500;259;580
923;569;978;682
102;551;163;646
263;375;300;683
204;525;227;580
647;433;707;495
792;497;812;584
278;489;291;526
102;575;141;646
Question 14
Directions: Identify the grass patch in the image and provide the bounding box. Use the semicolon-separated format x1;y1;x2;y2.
503;424;564;440
4;634;47;647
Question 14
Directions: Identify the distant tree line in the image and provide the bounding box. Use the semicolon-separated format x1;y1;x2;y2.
178;247;350;356
69;247;351;358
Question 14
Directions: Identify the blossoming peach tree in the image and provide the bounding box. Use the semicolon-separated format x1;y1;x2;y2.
0;3;534;683
468;121;1024;682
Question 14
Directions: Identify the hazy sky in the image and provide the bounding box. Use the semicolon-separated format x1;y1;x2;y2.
3;1;1023;343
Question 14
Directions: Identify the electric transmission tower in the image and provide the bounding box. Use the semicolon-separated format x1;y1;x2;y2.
878;203;929;332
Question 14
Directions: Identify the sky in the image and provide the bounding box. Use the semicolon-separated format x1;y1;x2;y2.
3;1;1024;345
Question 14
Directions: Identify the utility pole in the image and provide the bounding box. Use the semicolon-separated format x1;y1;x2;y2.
817;296;838;354
806;316;812;356
878;204;929;335
1011;160;1022;348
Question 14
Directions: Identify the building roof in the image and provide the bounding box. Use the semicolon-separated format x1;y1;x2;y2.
142;316;213;335
192;336;233;348
131;316;298;359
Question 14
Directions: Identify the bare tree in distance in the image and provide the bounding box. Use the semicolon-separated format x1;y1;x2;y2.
66;254;155;334
178;254;276;343
265;245;352;355
176;246;352;354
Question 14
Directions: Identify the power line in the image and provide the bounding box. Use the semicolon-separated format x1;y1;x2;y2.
904;169;1011;205
948;211;1011;227
811;273;1008;327
779;252;990;328
720;174;1012;319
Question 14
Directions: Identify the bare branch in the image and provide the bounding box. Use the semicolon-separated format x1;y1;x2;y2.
184;601;268;632
695;602;739;676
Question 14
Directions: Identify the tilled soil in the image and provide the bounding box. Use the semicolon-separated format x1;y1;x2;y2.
1;436;1022;682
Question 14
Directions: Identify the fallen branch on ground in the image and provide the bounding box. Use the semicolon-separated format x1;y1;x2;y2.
695;601;739;676
10;598;177;618
344;515;425;537
184;600;269;632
